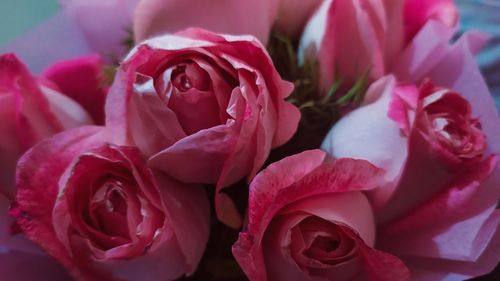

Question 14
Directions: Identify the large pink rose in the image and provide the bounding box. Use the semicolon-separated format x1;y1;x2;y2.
106;28;300;227
299;0;458;91
321;24;500;280
233;150;410;281
10;126;210;281
0;53;106;199
133;0;323;44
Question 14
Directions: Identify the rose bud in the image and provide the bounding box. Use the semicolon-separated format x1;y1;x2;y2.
0;53;107;199
233;150;410;281
106;28;300;227
11;126;210;281
322;25;500;279
298;0;458;92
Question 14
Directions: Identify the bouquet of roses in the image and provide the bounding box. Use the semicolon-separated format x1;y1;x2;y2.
1;0;499;280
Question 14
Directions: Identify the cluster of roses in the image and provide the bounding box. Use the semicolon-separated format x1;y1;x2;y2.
1;0;499;280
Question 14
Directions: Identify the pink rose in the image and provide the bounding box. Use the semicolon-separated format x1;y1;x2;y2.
233;150;410;281
133;0;323;45
10;126;209;281
0;54;105;199
321;25;500;279
106;28;300;227
299;0;458;91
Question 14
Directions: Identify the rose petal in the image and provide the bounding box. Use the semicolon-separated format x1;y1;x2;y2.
133;0;280;44
42;54;108;124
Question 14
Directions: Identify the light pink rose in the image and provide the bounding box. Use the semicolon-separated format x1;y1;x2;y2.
105;28;300;228
321;24;500;280
0;54;104;199
133;0;323;45
299;0;458;91
10;126;210;281
233;150;410;281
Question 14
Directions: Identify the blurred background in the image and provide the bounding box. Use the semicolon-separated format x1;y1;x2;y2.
1;0;499;106
0;0;58;45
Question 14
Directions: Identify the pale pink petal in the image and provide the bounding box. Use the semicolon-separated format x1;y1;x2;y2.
321;76;407;210
402;212;500;281
133;0;280;45
60;0;138;61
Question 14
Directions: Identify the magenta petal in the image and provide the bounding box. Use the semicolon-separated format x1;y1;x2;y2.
42;54;108;124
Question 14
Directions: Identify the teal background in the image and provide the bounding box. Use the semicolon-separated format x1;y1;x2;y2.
0;0;59;45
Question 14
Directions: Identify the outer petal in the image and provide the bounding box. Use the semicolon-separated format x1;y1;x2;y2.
149;125;237;184
133;0;280;45
321;75;407;210
401;212;500;281
42;54;108;124
13;126;112;280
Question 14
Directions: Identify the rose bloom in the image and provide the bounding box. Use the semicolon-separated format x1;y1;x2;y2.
233;150;410;281
9;126;209;281
106;28;300;227
321;24;500;279
298;0;458;91
133;0;323;44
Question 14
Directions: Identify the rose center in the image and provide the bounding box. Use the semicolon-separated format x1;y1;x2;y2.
310;235;340;253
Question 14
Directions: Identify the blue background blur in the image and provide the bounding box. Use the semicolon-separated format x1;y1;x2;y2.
0;0;58;45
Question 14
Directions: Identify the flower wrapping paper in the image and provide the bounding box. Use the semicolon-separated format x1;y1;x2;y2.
0;0;499;281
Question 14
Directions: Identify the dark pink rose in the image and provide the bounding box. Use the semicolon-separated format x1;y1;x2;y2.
11;126;210;281
106;28;300;227
0;54;102;199
233;150;410;281
299;0;458;91
322;25;500;279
